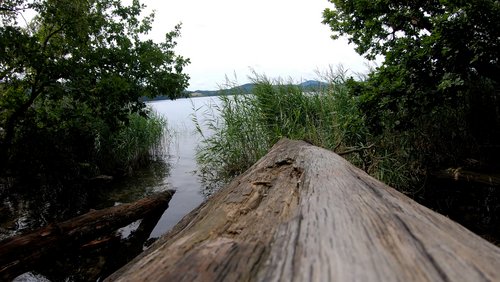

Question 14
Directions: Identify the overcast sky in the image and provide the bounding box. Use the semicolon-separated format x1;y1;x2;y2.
141;0;369;91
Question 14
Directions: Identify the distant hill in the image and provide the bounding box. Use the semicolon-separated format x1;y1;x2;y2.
186;83;256;98
144;80;328;101
299;80;329;89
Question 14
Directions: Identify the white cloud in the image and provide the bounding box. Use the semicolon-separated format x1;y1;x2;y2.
141;0;369;90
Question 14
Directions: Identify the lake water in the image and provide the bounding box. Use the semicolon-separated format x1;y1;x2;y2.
147;96;220;236
4;96;222;281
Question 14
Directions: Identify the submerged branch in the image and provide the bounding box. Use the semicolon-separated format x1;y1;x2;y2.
433;168;500;186
0;190;175;281
337;143;375;156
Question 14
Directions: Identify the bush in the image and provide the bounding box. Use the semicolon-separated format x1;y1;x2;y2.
3;99;168;191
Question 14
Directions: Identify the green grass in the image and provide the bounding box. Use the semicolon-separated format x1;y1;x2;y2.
95;109;169;175
194;70;365;188
193;82;270;189
194;68;422;194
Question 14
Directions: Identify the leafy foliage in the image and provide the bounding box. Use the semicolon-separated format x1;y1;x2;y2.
323;0;500;176
0;0;189;181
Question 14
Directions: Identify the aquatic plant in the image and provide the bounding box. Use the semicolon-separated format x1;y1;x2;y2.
95;110;170;175
194;67;423;194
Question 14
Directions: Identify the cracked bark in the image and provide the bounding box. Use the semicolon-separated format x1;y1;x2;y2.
107;139;500;282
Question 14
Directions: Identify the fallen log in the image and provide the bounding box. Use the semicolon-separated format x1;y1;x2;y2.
433;167;500;186
107;139;500;282
0;190;174;281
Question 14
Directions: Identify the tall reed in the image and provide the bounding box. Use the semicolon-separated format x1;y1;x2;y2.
195;68;419;193
194;82;270;188
95;110;169;175
195;70;360;188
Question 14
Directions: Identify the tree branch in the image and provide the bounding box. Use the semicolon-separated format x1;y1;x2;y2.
433;168;500;186
337;144;375;156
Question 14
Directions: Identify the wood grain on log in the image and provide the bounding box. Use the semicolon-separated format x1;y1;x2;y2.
0;190;174;280
107;139;500;282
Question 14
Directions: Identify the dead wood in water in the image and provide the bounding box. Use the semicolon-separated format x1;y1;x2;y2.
433;167;500;186
107;139;500;282
0;190;174;281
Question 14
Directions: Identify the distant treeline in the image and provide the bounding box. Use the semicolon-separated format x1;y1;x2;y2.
144;80;329;101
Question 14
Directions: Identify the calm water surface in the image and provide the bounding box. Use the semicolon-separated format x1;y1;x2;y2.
147;96;220;236
4;96;221;281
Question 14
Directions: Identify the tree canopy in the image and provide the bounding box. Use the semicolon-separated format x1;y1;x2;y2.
0;0;189;178
323;0;500;172
323;1;500;73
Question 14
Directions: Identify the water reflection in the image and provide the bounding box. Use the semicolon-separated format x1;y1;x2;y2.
0;159;171;241
90;159;172;209
1;97;221;281
147;97;219;237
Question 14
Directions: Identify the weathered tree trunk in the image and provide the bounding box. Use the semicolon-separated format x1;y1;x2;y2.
107;139;500;282
0;190;174;280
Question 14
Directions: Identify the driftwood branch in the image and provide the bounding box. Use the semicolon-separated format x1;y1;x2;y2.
107;139;500;282
337;143;375;156
433;167;500;186
0;190;174;281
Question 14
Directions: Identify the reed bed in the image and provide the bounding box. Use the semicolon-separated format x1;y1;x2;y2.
95;110;169;175
195;69;419;193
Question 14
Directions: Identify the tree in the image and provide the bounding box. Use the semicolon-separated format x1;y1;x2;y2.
323;0;500;172
323;1;500;78
0;0;189;177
